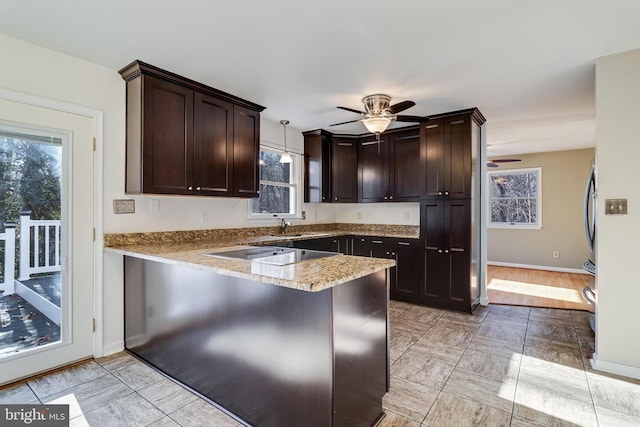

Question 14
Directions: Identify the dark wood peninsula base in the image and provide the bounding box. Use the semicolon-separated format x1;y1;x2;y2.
124;257;389;427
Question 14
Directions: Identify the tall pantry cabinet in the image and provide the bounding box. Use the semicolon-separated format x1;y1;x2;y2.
419;109;485;313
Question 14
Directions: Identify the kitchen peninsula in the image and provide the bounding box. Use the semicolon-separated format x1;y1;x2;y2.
106;227;399;427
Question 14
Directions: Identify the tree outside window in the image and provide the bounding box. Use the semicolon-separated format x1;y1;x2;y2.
488;167;541;228
249;148;299;217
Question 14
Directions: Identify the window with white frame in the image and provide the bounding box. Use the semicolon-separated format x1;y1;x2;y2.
249;147;301;218
488;167;542;228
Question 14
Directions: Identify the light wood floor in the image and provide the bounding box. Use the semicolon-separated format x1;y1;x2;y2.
487;265;594;311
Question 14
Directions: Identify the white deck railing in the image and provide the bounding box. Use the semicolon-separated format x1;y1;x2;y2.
18;211;62;281
0;212;61;295
0;224;16;295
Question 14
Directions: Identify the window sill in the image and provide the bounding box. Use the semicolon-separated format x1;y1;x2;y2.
487;224;543;230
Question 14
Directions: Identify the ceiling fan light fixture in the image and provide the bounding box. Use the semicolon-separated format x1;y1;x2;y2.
363;116;392;134
362;94;391;115
279;119;292;163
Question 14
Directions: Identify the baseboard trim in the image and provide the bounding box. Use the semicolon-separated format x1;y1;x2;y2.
100;340;124;358
487;261;589;275
591;352;640;380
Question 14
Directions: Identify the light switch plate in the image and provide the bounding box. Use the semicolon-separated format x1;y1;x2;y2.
605;199;627;215
113;199;135;214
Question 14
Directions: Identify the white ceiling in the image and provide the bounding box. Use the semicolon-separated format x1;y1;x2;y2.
2;0;640;156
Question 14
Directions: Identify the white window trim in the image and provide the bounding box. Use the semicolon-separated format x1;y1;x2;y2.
247;147;303;220
487;167;542;229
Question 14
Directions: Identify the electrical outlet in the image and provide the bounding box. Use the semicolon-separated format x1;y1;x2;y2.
113;199;135;214
149;199;159;216
404;211;410;221
201;211;208;223
314;211;318;220
553;251;560;259
357;211;362;220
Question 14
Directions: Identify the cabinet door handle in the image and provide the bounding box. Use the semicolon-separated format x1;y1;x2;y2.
384;196;388;200
196;187;201;191
188;186;193;191
438;249;443;253
389;195;393;200
322;197;325;200
372;240;383;244
444;249;449;254
398;242;410;246
444;191;449;196
438;191;443;196
334;197;338;201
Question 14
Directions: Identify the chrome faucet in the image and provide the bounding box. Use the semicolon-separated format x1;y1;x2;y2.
280;218;291;235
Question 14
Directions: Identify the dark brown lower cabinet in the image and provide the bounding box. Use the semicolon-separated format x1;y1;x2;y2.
348;236;420;302
388;239;420;302
420;199;479;313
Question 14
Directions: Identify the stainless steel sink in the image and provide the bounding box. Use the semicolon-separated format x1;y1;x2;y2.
204;246;338;266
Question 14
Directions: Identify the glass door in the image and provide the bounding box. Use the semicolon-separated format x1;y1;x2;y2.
0;98;94;384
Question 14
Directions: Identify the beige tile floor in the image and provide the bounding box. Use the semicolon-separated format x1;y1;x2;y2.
1;302;639;426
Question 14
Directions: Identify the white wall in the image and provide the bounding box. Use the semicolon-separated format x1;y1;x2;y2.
594;48;640;377
333;202;420;225
0;34;338;355
0;34;126;356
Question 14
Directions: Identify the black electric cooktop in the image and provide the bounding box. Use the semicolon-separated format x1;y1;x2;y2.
204;246;339;266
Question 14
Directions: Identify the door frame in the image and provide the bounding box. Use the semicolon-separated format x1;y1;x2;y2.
0;87;104;358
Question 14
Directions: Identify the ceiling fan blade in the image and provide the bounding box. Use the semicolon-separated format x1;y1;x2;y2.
336;106;366;115
329;119;362;126
491;159;522;163
387;100;415;114
395;115;427;123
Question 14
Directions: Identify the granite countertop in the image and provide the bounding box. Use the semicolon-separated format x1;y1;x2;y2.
105;225;412;292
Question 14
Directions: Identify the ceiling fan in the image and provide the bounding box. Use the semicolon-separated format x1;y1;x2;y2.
487;159;522;168
330;94;425;134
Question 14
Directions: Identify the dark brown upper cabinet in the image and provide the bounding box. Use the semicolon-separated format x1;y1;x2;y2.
303;130;332;203
358;135;389;202
331;136;358;203
421;110;485;199
388;128;422;201
119;60;264;197
357;127;422;202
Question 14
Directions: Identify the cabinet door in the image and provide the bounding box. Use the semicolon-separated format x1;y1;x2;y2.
292;237;336;252
445;199;471;305
390;239;420;301
331;236;351;254
142;76;194;194
358;135;389;202
420;200;448;302
389;129;421;201
193;93;233;196
304;133;332;203
232;105;260;198
421;119;444;198
351;236;372;257
369;238;388;259
444;115;471;198
331;138;358;203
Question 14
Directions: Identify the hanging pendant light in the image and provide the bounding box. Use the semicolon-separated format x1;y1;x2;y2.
280;120;292;163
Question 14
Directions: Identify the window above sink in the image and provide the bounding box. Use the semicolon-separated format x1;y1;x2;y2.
248;147;302;220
